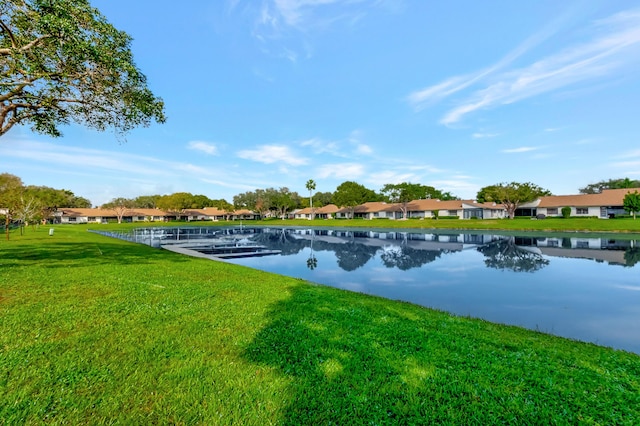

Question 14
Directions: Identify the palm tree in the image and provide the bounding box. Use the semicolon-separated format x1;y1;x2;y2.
306;179;316;220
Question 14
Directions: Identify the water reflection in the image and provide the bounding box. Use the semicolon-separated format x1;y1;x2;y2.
477;237;550;273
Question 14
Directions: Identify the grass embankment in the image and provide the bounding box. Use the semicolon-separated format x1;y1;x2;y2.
97;216;640;234
1;226;639;424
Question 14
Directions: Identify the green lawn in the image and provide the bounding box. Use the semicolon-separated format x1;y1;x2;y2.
1;225;639;424
78;215;640;234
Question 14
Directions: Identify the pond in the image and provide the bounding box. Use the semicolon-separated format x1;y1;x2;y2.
103;226;640;354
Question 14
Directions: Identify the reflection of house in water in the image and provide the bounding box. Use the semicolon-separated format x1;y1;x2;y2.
516;236;638;267
290;229;499;253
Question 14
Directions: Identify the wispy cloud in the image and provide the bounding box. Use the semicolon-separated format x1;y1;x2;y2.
316;162;365;179
236;144;309;165
188;141;220;155
299;137;342;156
472;132;500;139
238;0;397;61
408;7;640;125
502;146;539;153
367;170;419;187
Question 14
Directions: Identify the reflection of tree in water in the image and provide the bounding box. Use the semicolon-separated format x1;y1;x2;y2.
306;255;318;270
249;229;308;255
624;245;640;267
379;245;442;270
477;237;549;273
333;242;378;271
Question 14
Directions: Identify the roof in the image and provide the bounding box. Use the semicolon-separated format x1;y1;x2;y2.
61;208;169;217
316;204;340;214
338;202;400;213
538;188;640;207
182;207;228;216
406;199;464;211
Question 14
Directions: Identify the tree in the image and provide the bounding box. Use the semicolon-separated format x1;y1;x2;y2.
306;179;316;220
269;187;298;219
623;191;640;219
0;172;23;239
380;182;428;219
579;178;640;194
156;192;195;212
102;197;134;223
133;195;159;209
0;0;165;138
333;181;378;218
477;182;551;219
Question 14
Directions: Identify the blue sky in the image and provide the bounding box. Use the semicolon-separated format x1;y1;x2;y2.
2;0;640;206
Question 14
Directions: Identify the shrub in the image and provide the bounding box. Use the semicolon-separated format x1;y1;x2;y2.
432;210;439;220
561;206;571;219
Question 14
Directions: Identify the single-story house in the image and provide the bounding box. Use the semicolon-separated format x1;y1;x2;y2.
294;204;340;219
404;199;506;220
58;208;169;224
335;202;400;219
518;188;639;218
180;207;229;221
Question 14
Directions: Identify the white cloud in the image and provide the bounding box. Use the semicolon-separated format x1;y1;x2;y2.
236;144;309;165
408;7;640;125
502;146;539;153
356;144;373;155
188;141;219;155
472;132;500;139
316;162;365;179
299;137;341;156
367;170;418;187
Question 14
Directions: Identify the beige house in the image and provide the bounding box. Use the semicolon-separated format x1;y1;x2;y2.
293;204;340;219
55;187;638;224
58;208;168;224
519;188;639;218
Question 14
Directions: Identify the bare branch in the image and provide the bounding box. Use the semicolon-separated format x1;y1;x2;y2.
0;18;18;49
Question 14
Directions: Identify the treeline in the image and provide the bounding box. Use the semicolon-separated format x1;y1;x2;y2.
1;173;91;237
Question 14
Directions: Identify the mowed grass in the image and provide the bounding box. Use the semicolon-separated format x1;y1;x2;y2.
90;216;640;235
1;226;639;424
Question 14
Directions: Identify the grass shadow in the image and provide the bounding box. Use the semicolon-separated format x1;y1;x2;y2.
244;284;640;424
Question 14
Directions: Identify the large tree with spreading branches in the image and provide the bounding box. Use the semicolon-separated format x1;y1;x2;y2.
0;0;165;138
476;182;551;219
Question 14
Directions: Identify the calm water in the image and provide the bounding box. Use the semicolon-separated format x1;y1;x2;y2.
120;226;640;354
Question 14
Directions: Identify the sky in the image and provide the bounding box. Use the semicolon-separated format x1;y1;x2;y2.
2;0;640;207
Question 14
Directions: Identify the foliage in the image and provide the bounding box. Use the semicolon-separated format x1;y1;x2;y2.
477;182;552;219
561;206;571;219
579;178;640;194
0;0;165;138
333;181;378;218
1;227;639;424
132;194;159;209
1;172;90;237
234;188;302;218
623;191;640;219
101;197;134;223
380;182;425;219
268;187;299;219
306;179;316;219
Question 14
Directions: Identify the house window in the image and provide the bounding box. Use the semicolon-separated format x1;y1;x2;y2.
68;217;76;222
547;239;559;247
576;208;588;215
576;241;589;249
547;208;558;215
448;210;457;216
